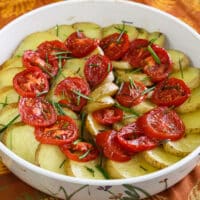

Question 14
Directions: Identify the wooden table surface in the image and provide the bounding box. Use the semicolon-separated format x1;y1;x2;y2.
0;0;200;199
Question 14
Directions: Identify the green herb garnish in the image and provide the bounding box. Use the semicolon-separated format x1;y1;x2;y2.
85;166;95;177
36;90;48;97
129;77;137;90
73;138;82;145
0;114;20;133
95;164;109;179
52;101;66;115
179;59;184;79
141;86;155;95
115;103;139;116
73;90;93;102
79;149;91;160
59;159;66;168
0;96;8;108
80;112;86;138
107;62;111;72
114;23;127;43
55;24;59;37
147;45;161;64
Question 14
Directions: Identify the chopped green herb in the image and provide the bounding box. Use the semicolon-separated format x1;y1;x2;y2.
123;114;137;119
36;90;48;97
73;138;82;145
179;59;184;79
107;62;111;72
147;45;161;64
115;103;139;116
80;112;86;138
95;164;109;179
55;24;59;37
114;23;127;43
53;51;71;56
141;86;155;95
140;165;148;171
85;166;95;177
0;96;8;108
129;77;137;90
59;159;66;168
73;90;93;101
38;64;54;78
52;101;66;115
79;149;91;160
88;63;100;67
0;114;20;133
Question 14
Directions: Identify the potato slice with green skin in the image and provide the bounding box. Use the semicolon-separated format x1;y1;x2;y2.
167;49;190;72
136;27;149;39
85;113;107;136
1;56;23;70
176;86;200;113
89;82;118;101
105;154;158;179
170;67;200;89
48;24;75;41
143;147;181;169
0;103;21;127
0;67;25;89
13;32;60;56
180;109;200;134
2;123;39;163
102;24;138;41
148;32;166;47
0;87;19;110
72;22;102;40
84;96;115;113
65;159;105;179
115;69;153;86
163;133;200;157
35;144;67;174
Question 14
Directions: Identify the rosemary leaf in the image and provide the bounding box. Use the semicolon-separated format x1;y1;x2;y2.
95;164;109;179
79;149;91;159
115;103;139;116
179;59;184;79
147;45;161;64
85;166;95;177
59;159;66;168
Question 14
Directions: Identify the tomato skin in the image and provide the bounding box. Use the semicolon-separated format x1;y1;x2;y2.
117;122;158;153
115;81;147;107
84;54;112;89
13;67;49;98
100;33;130;60
92;107;123;125
22;50;58;78
151;77;191;107
96;130;131;162
55;77;90;112
66;32;99;58
143;44;172;82
137;107;185;141
19;97;57;127
35;115;78;145
60;141;99;162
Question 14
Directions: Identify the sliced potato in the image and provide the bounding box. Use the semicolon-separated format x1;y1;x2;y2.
102;24;138;41
13;32;60;56
143;147;181;169
136;27;149;39
170;67;200;89
48;24;75;41
180;109;200;134
167;49;190;72
85;113;107;136
115;69;153;86
105;154;158;179
101;71;115;84
84;96;115;113
148;32;165;47
0;87;19;110
163;133;200;157
65;159;105;179
0;103;21;127
132;100;156;115
0;67;25;89
176;86;200;113
35;144;67;174
112;61;132;70
89;82;118;100
1;56;23;70
72;22;102;40
2;122;39;163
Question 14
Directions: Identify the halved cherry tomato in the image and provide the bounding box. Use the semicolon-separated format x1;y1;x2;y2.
92;106;123;126
13;67;49;98
142;44;172;82
60;141;99;162
123;39;150;67
22;50;58;78
151;77;191;107
123;39;172;82
115;80;147;107
96;130;131;162
19;97;57;127
117;122;158;153
84;54;112;89
65;32;98;58
55;77;90;112
35;115;78;145
137;106;185;141
100;32;130;60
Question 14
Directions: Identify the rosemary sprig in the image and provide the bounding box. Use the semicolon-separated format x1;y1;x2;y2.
53;51;71;56
52;101;66;115
179;59;184;79
73;138;82;145
0;96;8;108
79;149;91;160
115;103;139;116
0;114;20;133
141;85;156;95
147;45;161;64
85;166;95;177
129;77;137;90
73;90;93;102
95;164;109;179
114;23;127;43
59;159;66;168
36;90;48;97
55;24;59;37
80;112;86;138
